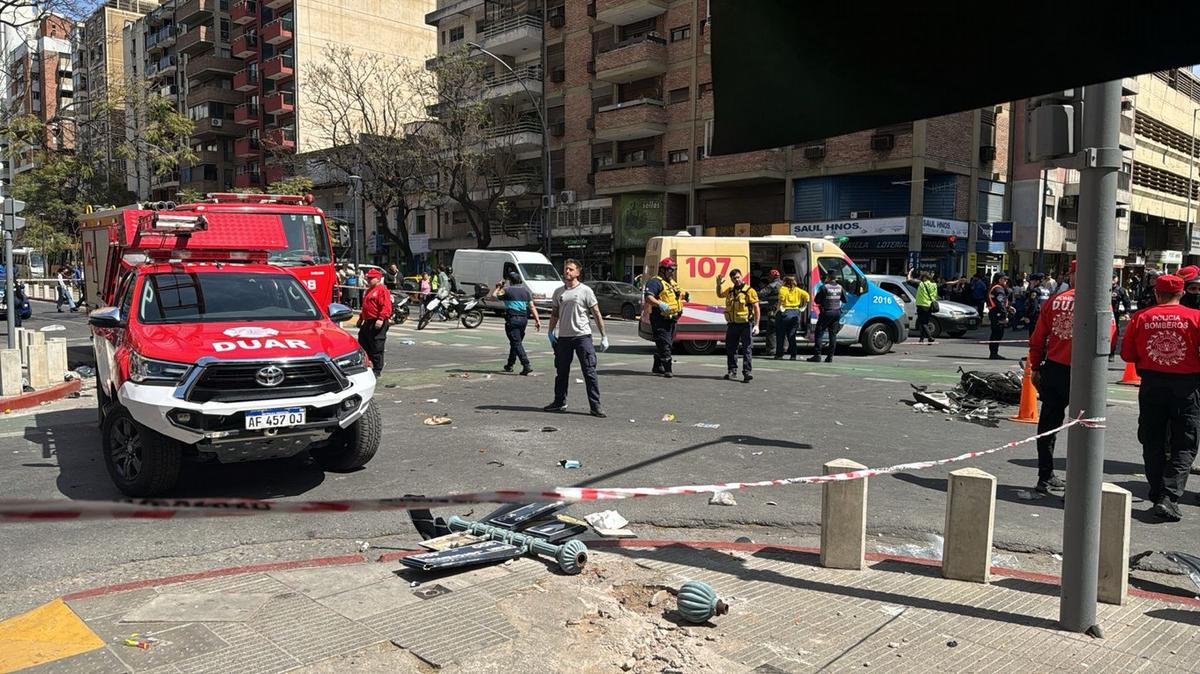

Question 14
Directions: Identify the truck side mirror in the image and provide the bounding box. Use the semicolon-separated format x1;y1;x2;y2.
88;306;122;329
328;303;353;323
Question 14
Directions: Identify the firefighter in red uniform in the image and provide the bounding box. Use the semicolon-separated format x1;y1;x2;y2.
357;268;393;377
1120;274;1200;522
1028;261;1116;494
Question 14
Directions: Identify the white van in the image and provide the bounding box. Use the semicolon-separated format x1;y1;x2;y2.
452;249;563;312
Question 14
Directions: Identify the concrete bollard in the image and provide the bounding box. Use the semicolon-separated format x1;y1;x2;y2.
1098;483;1132;605
820;458;868;570
942;467;997;583
0;349;20;397
46;339;68;381
16;328;29;365
27;342;49;389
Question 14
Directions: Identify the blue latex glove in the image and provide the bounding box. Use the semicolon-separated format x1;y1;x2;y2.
548;329;557;347
658;302;670;313
600;335;610;352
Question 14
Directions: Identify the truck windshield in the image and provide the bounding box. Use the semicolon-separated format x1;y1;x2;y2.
138;272;321;324
268;214;333;266
519;263;562;282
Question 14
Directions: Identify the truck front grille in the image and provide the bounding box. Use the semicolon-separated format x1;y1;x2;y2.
185;360;344;403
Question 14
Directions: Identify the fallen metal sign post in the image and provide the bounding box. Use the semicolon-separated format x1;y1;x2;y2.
448;515;589;575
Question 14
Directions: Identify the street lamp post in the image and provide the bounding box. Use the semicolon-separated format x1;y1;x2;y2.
348;175;362;270
465;41;553;255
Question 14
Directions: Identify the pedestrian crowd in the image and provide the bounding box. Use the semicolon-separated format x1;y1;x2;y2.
1026;261;1200;523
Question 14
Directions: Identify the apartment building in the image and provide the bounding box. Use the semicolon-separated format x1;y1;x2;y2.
228;0;434;190
424;0;1008;281
4;15;75;176
75;0;160;183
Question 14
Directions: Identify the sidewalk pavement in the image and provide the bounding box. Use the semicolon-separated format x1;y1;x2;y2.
4;540;1199;673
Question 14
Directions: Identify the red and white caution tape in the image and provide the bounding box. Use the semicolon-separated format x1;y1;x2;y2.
0;415;1104;522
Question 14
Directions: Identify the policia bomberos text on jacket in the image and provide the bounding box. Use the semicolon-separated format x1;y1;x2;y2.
1120;274;1200;523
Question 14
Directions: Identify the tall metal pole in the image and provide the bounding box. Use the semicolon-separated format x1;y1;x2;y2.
349;175;362;270
1060;79;1121;636
3;25;14;348
1186;109;1197;258
1037;167;1048;273
466;42;552;254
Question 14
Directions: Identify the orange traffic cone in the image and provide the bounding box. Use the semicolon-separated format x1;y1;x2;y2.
1009;360;1039;424
1117;362;1141;386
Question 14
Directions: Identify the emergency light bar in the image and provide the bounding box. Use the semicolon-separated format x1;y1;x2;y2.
145;249;266;263
140;213;209;232
205;192;314;205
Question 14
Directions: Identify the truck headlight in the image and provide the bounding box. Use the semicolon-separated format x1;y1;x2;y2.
334;349;369;375
129;351;190;385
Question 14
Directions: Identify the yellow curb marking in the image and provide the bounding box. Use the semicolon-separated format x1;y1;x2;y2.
0;598;104;673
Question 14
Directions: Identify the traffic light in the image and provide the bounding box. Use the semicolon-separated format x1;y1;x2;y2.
3;198;25;231
948;235;957;245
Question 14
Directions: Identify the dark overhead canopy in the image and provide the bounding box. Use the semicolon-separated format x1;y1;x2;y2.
709;1;1200;155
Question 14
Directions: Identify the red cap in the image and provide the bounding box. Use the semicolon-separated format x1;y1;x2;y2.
1179;265;1200;281
768;269;780;279
366;268;384;279
1156;274;1185;294
659;257;676;268
1069;260;1077;273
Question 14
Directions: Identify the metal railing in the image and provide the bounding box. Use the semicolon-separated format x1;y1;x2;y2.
486;119;543;139
599;32;666;55
480;13;541;40
484;64;543;88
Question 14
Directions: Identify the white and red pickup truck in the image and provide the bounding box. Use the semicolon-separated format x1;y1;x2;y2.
80;199;380;496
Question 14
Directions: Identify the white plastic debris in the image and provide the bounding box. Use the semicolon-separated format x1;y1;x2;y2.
40;324;66;332
709;491;737;506
693;422;721;429
584;510;629;530
912;403;932;413
425;398;439;403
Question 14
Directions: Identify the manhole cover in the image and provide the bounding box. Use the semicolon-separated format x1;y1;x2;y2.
413;584;452;600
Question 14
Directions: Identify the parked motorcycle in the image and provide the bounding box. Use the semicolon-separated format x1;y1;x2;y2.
417;292;484;330
0;282;31;324
391;291;411;325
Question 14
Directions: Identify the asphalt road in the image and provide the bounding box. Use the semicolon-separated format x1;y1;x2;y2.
0;300;1193;616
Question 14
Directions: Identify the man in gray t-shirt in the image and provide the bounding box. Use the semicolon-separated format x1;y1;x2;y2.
545;259;609;417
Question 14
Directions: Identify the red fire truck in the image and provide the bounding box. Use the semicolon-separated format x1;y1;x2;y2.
79;199;379;496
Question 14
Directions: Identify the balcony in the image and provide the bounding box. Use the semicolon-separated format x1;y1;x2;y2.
186;84;243;107
231;0;257;24
699;149;787;186
262;54;293;80
234;102;259;124
235;137;261;158
595;34;667;84
145;25;175;53
233;68;259;91
484;119;543;153
265;0;290;8
478;13;542;57
262;18;293;46
177;25;213;55
152;171;181;188
189;54;242;76
177;0;218;24
147;55;178;78
594;98;666;141
262;90;294;115
595;0;667;25
471;170;542;200
482;65;542;101
1119;113;1135;152
264;127;296;150
232;32;258;58
188;149;227;166
235;171;262;188
193;117;238;136
595;159;665;194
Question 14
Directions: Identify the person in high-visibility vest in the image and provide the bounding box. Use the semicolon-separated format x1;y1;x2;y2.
642;257;688;378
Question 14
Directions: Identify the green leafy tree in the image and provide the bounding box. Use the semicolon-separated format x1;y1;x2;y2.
175;189;204;204
267;176;314;195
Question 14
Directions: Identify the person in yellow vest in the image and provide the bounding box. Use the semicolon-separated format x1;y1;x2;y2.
773;274;810;360
643;257;689;377
717;268;760;382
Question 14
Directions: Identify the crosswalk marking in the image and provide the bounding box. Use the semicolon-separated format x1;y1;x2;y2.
803;372;839;378
899;358;928;363
864;377;904;383
401;383;442;390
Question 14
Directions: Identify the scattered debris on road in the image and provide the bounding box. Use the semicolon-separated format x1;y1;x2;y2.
39;324;66;332
693;422;721;429
424;398;439;403
560;459;582;469
709;491;737;506
585;510;636;537
122;634;161;650
423;416;452;426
